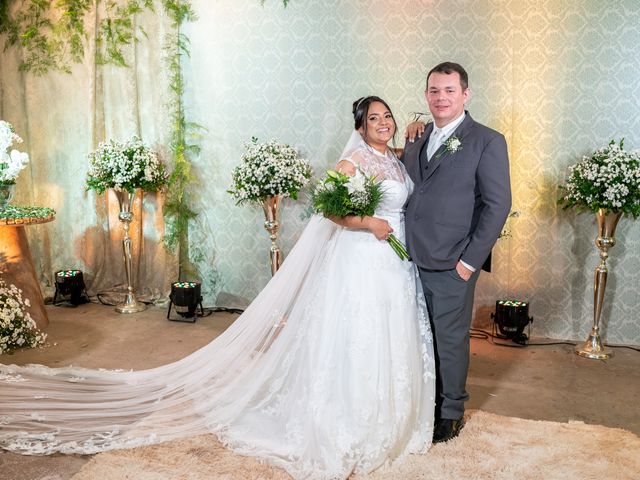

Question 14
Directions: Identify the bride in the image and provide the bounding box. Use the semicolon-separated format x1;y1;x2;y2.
0;96;435;479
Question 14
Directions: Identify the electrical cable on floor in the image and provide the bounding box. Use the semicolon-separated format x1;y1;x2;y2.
96;293;117;306
91;295;242;316
471;327;575;347
469;328;528;348
607;344;640;353
203;307;245;315
470;327;640;352
94;293;153;307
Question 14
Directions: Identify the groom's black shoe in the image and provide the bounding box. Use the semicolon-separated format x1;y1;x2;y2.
432;417;465;443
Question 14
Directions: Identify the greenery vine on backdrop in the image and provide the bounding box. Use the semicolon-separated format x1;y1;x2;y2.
0;0;158;73
161;0;199;278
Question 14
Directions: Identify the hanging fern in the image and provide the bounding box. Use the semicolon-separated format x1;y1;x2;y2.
0;0;157;73
161;0;200;278
96;0;155;67
0;0;92;74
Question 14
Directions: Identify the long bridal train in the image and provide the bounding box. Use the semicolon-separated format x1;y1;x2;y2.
1;139;435;479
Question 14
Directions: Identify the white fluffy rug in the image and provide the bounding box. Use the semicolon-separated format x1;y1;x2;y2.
72;410;640;480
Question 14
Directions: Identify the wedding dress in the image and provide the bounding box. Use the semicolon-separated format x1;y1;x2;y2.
0;135;435;479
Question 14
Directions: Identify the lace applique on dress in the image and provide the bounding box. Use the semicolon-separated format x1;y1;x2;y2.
343;145;405;183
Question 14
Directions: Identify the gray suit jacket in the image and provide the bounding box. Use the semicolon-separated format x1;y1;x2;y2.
401;112;511;272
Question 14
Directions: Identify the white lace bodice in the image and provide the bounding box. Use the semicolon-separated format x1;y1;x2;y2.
341;142;413;225
343;141;410;185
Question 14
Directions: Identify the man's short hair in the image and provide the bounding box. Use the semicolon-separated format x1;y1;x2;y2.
426;62;469;90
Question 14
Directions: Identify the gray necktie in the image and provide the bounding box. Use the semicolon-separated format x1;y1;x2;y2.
426;129;444;161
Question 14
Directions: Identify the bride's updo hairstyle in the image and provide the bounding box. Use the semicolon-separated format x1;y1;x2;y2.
352;96;397;146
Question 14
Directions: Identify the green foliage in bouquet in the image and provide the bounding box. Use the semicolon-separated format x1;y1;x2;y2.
0;279;47;354
311;169;382;218
559;139;640;218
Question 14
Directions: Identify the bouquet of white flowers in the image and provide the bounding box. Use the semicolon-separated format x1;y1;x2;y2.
0;120;29;185
86;136;167;193
559;139;640;218
311;169;409;260
228;137;313;205
0;279;47;354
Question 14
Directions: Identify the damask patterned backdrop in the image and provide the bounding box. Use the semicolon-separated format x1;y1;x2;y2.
1;0;639;344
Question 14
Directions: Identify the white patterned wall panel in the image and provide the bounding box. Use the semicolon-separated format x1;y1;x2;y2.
183;0;640;344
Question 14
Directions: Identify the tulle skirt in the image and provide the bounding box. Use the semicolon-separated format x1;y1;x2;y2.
0;215;435;479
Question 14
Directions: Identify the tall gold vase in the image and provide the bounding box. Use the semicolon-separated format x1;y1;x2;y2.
113;189;146;314
576;208;622;359
262;195;283;276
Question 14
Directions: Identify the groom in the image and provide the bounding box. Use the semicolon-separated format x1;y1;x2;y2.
401;62;511;443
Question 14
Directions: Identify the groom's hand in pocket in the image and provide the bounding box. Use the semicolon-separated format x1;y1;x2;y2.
455;261;473;281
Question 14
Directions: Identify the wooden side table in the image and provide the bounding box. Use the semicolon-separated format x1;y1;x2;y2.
0;207;55;330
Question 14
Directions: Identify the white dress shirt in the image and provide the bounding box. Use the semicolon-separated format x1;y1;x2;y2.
426;112;466;161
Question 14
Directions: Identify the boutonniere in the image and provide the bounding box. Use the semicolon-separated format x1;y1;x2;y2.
436;135;463;159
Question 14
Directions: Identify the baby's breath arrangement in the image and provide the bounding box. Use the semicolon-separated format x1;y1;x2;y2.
228;137;313;205
559;139;640;218
86;136;167;194
0;279;47;354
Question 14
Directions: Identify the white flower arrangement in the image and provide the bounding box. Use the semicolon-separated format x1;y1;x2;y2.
86;136;167;193
559;139;640;218
228;137;313;205
0;279;47;354
0;120;30;185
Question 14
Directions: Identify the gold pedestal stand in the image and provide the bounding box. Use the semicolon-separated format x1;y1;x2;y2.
113;189;146;314
575;209;622;359
262;195;283;276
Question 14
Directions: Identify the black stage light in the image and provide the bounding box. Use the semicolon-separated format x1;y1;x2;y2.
167;281;204;322
491;300;533;344
53;270;89;306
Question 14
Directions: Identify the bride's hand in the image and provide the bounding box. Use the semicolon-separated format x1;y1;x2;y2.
366;217;393;241
404;121;426;143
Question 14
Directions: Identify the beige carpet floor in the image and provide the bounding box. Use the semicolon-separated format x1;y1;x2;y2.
71;410;640;480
